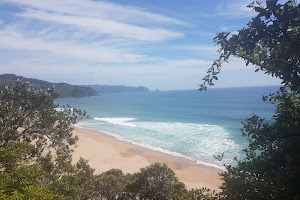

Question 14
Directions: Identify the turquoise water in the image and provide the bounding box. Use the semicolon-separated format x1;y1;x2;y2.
55;86;279;169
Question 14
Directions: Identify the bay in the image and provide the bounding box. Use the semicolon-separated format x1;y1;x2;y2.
55;85;279;169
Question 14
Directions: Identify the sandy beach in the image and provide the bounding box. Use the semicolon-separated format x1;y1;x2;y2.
72;127;224;191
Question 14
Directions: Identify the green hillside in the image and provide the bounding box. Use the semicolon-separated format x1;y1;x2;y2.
87;85;149;93
0;74;98;98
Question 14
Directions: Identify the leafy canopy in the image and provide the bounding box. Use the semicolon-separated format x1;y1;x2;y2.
200;0;300;199
0;80;88;199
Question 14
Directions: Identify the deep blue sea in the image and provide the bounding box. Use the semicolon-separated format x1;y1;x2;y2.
55;86;279;169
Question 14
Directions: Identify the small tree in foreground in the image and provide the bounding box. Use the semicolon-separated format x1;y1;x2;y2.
93;169;131;199
0;80;90;199
126;163;186;200
200;0;300;199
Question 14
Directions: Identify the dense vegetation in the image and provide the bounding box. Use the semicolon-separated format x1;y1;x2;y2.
200;0;300;199
0;74;98;98
88;85;149;94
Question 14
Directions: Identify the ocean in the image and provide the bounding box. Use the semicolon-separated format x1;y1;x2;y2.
55;86;279;170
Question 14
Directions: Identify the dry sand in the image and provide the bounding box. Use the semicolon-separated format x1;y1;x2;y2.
72;127;224;191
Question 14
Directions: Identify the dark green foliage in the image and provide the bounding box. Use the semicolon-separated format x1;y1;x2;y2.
0;142;42;194
0;80;89;199
126;163;186;200
51;158;97;200
0;142;66;200
0;142;36;171
0;74;98;98
54;83;98;98
0;80;87;158
200;1;300;199
220;90;300;200
92;164;223;200
0;187;66;200
93;169;131;200
0;74;53;89
181;188;220;200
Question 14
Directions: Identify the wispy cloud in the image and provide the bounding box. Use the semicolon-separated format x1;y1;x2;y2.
182;45;219;54
215;0;255;18
2;0;186;42
164;59;212;67
0;27;146;63
214;0;289;18
0;57;213;89
0;0;280;89
4;0;188;26
221;57;253;71
20;9;183;41
0;0;189;65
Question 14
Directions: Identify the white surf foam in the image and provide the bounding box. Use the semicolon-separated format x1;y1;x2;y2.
76;122;227;170
94;117;137;127
78;118;240;170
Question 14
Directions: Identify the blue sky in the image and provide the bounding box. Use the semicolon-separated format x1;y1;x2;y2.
0;0;282;90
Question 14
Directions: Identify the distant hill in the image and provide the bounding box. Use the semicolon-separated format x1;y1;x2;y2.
0;74;98;98
87;85;149;94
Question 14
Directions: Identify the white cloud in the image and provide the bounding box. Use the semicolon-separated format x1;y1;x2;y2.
182;45;219;55
0;56;212;89
1;0;187;42
0;0;281;90
221;57;253;71
215;0;256;18
4;0;188;26
165;59;212;67
0;49;277;90
20;9;183;41
214;0;290;18
0;27;146;63
0;0;189;73
0;56;281;90
161;57;253;73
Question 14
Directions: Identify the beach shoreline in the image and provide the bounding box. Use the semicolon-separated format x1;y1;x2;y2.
72;127;224;190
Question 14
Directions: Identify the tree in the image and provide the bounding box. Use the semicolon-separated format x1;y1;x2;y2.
93;169;131;200
0;80;91;199
200;0;300;199
181;188;220;200
126;163;186;200
0;80;87;156
51;158;97;200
